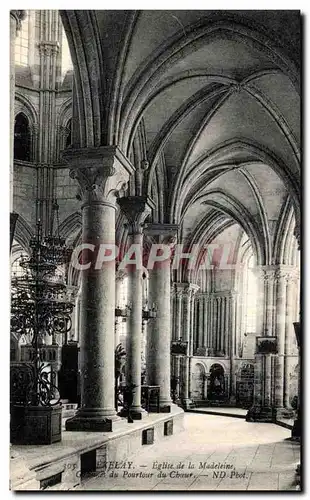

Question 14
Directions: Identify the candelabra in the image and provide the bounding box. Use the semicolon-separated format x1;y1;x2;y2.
10;201;74;409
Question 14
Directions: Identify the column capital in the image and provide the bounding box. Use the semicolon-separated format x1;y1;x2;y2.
10;10;26;33
144;223;178;245
254;265;277;283
117;196;152;234
173;282;199;299
63;147;134;208
275;265;299;283
38;41;60;56
256;265;299;284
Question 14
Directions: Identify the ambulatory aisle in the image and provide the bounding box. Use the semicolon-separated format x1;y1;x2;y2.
75;413;300;491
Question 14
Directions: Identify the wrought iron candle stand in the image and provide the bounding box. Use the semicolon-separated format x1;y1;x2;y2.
10;203;74;445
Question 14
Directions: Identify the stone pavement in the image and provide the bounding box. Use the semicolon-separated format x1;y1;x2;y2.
191;406;247;418
75;413;300;491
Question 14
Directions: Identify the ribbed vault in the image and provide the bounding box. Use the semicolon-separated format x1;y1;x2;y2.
60;10;300;264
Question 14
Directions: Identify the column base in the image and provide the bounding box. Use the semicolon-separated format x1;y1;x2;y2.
118;407;148;420
181;398;194;411
131;408;148;420
246;405;274;422
159;404;171;413
65;408;121;432
274;406;295;420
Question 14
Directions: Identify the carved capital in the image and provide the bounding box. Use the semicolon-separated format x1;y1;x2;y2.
63;147;134;207
255;266;277;283
144;223;178;246
38;41;60;56
173;282;199;300
117;196;151;235
257;265;299;285
69;166;118;207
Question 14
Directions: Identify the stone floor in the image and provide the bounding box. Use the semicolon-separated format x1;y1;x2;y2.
192;407;248;418
75;413;300;491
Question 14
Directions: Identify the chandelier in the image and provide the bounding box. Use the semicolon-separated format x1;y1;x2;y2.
10;200;74;407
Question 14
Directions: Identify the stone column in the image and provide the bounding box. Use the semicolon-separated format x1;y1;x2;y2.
220;296;225;353
171;285;183;401
246;266;276;422
117;196;151;419
177;284;199;409
229;292;237;404
170;286;179;401
209;295;214;351
115;273;125;348
216;296;221;351
175;286;182;340
284;269;299;408
190;290;196;356
198;296;204;349
10;10;26;210
203;295;208;349
224;296;229;356
246;265;296;422
63;146;133;431
274;267;288;415
145;224;178;411
291;228;301;442
70;287;81;343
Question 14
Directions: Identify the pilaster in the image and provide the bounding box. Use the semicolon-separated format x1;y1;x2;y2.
247;265;299;422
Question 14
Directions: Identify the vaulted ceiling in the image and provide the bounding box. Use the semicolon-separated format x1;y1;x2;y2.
61;10;301;266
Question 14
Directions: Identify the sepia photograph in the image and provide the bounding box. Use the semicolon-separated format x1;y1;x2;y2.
8;7;301;492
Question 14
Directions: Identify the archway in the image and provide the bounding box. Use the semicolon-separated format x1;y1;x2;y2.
14;113;31;161
208;363;227;402
191;363;206;401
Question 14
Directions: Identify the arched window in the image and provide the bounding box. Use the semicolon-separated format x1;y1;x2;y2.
14;113;31;161
61;26;73;80
245;254;257;332
15;12;29;66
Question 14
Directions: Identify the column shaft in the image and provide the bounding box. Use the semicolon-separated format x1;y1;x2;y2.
203;296;208;348
198;297;203;348
126;233;144;412
63;146;134;431
216;297;221;351
148;265;172;407
221;296;225;353
79;202;116;419
210;297;214;350
284;278;294;407
274;274;287;407
115;277;123;348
